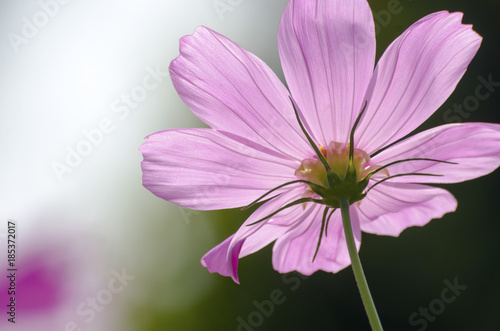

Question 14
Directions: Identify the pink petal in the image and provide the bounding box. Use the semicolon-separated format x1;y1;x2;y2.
370;123;500;184
200;235;235;278
201;189;306;283
272;205;361;275
140;129;299;210
356;11;482;153
278;0;375;146
360;183;457;236
170;26;311;160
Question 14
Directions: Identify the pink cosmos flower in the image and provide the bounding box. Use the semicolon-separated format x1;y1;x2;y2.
140;0;500;284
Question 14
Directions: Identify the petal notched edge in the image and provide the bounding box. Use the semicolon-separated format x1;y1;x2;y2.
272;205;361;275
357;11;482;153
371;123;500;184
360;183;457;237
170;26;310;159
201;189;306;283
278;0;376;146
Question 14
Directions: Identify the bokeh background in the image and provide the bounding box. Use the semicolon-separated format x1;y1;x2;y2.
1;0;499;330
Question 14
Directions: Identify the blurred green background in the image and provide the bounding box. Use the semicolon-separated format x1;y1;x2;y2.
1;0;499;330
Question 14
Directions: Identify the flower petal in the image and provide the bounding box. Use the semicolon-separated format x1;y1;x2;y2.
272;205;361;275
370;123;500;184
201;189;306;283
356;11;482;153
170;26;311;159
140;129;299;210
278;0;375;146
359;183;457;236
200;235;236;279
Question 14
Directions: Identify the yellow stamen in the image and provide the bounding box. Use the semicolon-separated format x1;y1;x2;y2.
319;144;327;157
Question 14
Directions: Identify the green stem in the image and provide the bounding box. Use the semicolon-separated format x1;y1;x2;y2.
339;198;383;331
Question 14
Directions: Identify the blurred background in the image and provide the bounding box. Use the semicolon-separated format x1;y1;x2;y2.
0;0;499;330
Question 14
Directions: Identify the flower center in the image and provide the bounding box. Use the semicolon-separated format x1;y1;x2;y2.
294;142;385;208
295;142;371;186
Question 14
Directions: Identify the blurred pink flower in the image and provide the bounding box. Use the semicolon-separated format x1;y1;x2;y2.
0;243;76;330
0;249;68;324
0;222;116;331
140;0;500;283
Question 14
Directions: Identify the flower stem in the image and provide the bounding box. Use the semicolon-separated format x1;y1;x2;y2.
339;198;383;331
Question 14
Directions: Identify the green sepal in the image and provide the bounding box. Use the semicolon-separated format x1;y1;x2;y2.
290;97;342;185
365;158;456;181
325;208;336;237
346;101;367;182
246;197;324;227
313;206;330;262
364;172;442;194
241;179;320;211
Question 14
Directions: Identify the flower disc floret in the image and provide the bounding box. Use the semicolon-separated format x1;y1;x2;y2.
295;142;380;208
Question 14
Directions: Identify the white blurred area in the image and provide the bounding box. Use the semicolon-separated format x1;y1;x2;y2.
0;0;289;330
